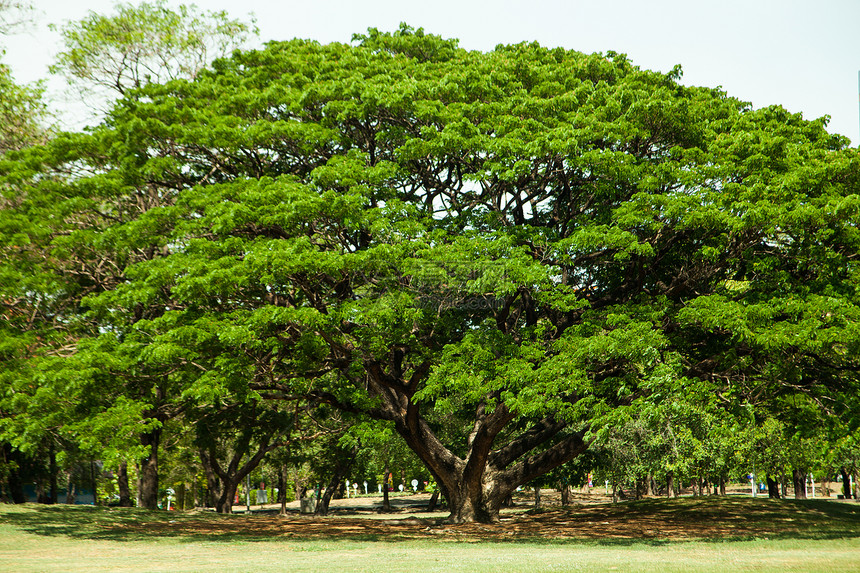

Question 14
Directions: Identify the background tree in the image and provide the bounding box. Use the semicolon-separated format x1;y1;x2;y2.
0;1;33;36
50;0;257;110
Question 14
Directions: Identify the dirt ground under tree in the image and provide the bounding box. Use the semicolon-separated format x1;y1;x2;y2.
126;488;860;543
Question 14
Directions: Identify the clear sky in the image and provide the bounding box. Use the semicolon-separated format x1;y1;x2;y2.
3;0;860;144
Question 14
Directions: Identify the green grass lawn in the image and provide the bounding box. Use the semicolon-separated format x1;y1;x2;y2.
0;498;858;572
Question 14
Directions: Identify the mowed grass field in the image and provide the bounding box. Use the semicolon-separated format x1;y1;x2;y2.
0;496;858;572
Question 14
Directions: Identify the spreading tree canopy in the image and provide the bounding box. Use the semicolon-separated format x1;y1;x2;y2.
3;25;860;522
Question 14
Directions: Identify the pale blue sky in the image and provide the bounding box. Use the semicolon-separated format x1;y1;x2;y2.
4;0;860;143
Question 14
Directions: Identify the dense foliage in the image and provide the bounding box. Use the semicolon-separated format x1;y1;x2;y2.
2;23;860;521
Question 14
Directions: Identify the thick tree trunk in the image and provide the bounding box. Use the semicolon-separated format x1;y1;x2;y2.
719;476;726;496
199;453;241;514
197;428;277;514
362;361;590;523
766;476;781;498
533;486;541;508
277;469;286;504
117;462;133;507
138;427;161;509
442;433;590;523
216;480;240;514
840;467;853;499
792;469;807;500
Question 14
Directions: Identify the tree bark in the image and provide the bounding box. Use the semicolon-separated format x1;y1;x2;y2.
381;468;391;512
197;425;279;514
66;476;75;505
2;444;26;503
766;475;780;498
396;404;589;522
647;472;656;497
792;469;807;500
117;461;133;507
840;467;853;499
48;443;58;504
340;361;591;522
427;489;440;511
138;426;161;509
667;471;676;498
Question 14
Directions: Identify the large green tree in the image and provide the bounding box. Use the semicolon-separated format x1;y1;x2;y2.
3;25;859;522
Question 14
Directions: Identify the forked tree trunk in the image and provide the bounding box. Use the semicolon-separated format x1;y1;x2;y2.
216;480;240;514
197;427;279;514
199;459;241;514
403;427;589;523
360;362;591;523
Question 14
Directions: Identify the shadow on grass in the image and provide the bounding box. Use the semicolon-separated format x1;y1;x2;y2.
0;497;858;545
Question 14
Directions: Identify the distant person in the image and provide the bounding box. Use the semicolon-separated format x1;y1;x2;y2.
257;482;267;507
